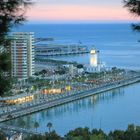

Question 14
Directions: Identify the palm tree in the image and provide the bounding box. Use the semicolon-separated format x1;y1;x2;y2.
26;88;30;94
19;118;26;129
34;121;39;132
0;130;6;140
47;122;53;133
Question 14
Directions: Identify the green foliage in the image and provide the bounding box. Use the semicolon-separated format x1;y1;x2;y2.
124;0;140;16
34;121;39;132
24;134;45;140
109;130;125;140
0;52;12;96
65;127;90;140
90;134;107;140
47;122;53;133
77;64;84;69
0;0;32;96
18;118;26;128
124;0;140;32
2;124;140;140
91;129;106;136
0;73;12;96
132;23;140;31
0;0;32;45
0;52;11;72
45;131;61;140
0;130;6;140
24;131;61;140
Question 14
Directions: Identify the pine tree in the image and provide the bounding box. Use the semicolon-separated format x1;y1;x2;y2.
124;0;140;31
0;0;32;96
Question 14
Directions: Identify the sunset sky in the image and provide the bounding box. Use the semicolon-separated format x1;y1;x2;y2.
27;0;138;23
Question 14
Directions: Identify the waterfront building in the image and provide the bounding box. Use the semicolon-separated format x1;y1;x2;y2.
11;32;35;79
84;65;99;73
41;86;71;94
0;93;34;104
42;88;62;94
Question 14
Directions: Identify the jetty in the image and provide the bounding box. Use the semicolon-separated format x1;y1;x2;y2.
35;43;89;57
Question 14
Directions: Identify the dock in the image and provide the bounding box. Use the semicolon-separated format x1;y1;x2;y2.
35;43;89;56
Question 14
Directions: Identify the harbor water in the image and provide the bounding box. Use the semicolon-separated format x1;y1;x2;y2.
4;83;140;135
14;23;140;69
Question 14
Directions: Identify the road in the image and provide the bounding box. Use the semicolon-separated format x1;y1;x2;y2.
0;74;140;123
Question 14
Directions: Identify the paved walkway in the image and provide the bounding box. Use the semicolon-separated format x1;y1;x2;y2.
0;74;140;123
0;124;43;135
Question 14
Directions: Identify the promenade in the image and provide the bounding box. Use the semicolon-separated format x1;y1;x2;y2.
0;124;43;135
0;74;140;123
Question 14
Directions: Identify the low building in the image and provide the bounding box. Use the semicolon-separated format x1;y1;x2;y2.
41;86;71;94
0;93;34;104
84;65;99;73
42;88;62;94
84;62;106;73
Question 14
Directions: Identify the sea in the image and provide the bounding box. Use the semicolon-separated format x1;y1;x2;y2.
13;23;140;69
6;23;140;135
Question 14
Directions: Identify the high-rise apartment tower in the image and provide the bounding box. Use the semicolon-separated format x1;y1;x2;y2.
11;32;35;79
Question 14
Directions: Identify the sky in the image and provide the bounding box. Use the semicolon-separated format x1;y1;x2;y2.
26;0;139;23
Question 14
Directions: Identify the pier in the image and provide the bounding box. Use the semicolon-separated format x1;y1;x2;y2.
0;74;140;123
35;43;89;56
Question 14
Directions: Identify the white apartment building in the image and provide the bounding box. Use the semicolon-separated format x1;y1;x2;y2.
11;32;35;79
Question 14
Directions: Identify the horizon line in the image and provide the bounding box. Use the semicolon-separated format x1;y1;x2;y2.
26;20;138;25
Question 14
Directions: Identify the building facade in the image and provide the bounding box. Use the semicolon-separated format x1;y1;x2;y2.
11;32;35;79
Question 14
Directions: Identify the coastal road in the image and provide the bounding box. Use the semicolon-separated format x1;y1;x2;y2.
0;74;140;122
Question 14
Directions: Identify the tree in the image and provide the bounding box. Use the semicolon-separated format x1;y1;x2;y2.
45;131;61;140
47;122;53;133
18;118;26;128
24;134;45;140
0;0;32;96
109;130;125;140
26;88;30;94
0;51;12;96
0;130;6;140
0;0;32;44
77;64;84;69
65;127;91;140
124;0;140;31
34;121;39;132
